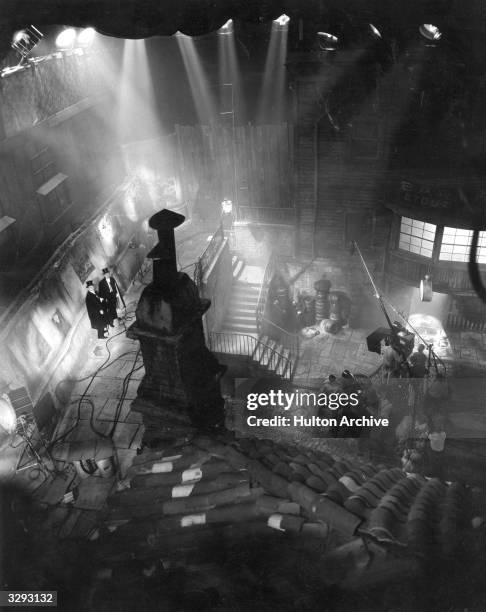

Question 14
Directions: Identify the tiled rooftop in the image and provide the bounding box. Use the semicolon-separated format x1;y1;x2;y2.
98;433;473;569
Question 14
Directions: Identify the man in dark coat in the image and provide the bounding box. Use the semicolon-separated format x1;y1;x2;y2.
98;267;125;327
85;280;108;339
409;344;428;378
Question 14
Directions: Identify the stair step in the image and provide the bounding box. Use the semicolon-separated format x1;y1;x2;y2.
222;323;258;334
225;314;256;325
232;290;260;299
228;304;258;314
231;289;259;298
230;294;259;303
227;304;257;314
233;282;261;290
229;293;259;303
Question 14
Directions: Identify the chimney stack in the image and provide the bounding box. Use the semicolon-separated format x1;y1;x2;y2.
147;209;185;287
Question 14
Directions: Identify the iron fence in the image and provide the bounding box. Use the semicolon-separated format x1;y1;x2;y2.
209;331;295;379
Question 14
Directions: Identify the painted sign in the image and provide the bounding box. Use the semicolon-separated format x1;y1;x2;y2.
400;180;454;210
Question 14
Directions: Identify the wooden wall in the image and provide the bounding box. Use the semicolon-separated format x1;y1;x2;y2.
290;54;396;262
175;124;293;215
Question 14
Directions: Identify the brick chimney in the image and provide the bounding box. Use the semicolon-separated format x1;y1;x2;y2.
127;209;225;439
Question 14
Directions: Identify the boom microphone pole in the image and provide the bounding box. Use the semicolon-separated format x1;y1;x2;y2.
352;240;395;331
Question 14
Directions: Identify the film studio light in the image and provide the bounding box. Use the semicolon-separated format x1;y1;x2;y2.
419;24;442;42
420;274;433;302
55;28;76;50
317;32;339;51
11;25;43;62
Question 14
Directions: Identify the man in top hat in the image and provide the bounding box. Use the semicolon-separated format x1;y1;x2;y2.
85;280;109;339
98;267;125;327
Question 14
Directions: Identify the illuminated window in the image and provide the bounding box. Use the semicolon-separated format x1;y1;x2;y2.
439;227;486;263
399;217;436;257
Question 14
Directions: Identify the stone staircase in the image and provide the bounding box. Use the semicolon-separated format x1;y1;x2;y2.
214;257;294;380
221;257;260;335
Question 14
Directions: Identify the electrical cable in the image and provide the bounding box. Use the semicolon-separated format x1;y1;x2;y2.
108;353;143;438
54;350;139;402
47;311;139;451
48;354;144;460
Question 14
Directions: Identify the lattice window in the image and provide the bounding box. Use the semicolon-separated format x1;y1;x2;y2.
440;227;486;263
398;217;436;258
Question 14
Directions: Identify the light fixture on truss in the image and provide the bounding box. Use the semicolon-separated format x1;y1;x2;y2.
11;25;43;62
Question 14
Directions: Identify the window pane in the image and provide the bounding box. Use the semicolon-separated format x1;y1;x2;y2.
439;225;483;262
398;216;435;258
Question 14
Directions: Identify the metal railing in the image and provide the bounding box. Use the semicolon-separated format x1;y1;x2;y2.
193;222;225;289
199;222;225;272
236;206;296;225
256;252;277;334
446;312;486;332
209;331;295;379
260;317;300;362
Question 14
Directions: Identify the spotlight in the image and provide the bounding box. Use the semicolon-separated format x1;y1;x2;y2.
55;28;76;50
219;19;233;33
77;27;95;47
274;14;290;27
317;32;339;51
419;24;442;42
221;199;233;214
369;23;382;39
420;275;433;302
11;25;43;60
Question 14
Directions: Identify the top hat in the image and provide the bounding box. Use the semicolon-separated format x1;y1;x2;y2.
86;280;94;287
102;268;110;274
